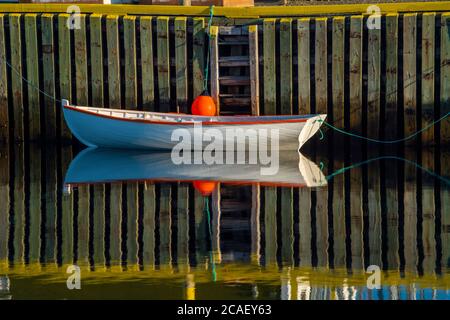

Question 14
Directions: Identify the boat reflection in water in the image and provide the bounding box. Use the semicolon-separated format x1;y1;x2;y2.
64;148;327;190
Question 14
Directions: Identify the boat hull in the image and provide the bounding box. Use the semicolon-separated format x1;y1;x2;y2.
62;101;326;151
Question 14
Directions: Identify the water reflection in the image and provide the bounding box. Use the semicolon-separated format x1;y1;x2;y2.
0;144;448;300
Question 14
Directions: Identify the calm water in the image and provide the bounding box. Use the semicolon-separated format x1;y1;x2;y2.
0;141;449;300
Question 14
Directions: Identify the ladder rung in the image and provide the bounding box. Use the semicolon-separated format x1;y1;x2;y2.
221;96;251;106
219;56;250;67
219;76;251;86
218;26;249;36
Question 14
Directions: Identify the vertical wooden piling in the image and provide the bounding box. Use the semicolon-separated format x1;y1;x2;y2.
60;146;73;266
349;16;363;131
368;161;382;267
13;144;24;264
350;165;364;271
109;183;122;266
403;14;418;144
315;17;327;117
249;25;259;116
157;17;170;111
385;14;398;140
0;147;9;264
140;16;154;111
127;182;139;267
193;18;205;98
264;187;277;266
90;14;104;108
404;149;418;274
441;151;450;271
58;14;72;140
175;17;188;113
421;13;435;145
29;144;41;263
93;184;106;268
263;19;276;114
44;145;57;263
297;18;310;115
74;14;88;106
124;16;137;109
159;184;172;267
0;14;7;141
77;185;90;266
441;13;450;143
211;185;221;263
251;185;260;264
385;158;399;271
280;18;292;112
367;20;381;139
281;187;294;266
299;188;312;267
106;15;121;108
209;25;219;114
177;183;189;270
25;14;40;140
9;14;24;141
143;183;155;268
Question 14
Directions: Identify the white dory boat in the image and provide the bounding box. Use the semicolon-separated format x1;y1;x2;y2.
62;100;326;150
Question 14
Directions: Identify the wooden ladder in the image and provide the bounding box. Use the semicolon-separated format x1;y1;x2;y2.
209;25;260;116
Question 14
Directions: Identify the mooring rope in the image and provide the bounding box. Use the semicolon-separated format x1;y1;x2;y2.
315;111;450;144
203;5;215;94
324;155;450;186
204;196;217;282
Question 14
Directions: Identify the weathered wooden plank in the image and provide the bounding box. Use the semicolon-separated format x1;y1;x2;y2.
332;16;345;128
44;144;57;263
29;144;41;263
93;184;105;268
297;18;310;116
106;15;121;108
25;14;40;140
299;188;311;267
127;183;138;267
441;13;450;144
13;144;24;264
263;19;276;114
58;14;72;140
421;150;436;275
280;18;292;114
315;17;327;117
177;183;189;270
332;172;346;269
315;186;328;268
192;18;205;98
143;183;155;268
124;16;137;109
421;13;435;145
74;14;88;106
194;190;207;265
403;14;417;144
368;161;382;267
211;185;221;263
209;25;219;114
385;14;398;141
77;185;90;266
249;25;259;116
251;184;260;264
349;16;363;132
159;184;172;267
109;183;122;266
42;14;56;140
140;16;155;111
350;165;364;271
90;14;104;108
441;151;450;270
385;157;399;271
0;147;9;264
9;14;24;141
0;14;7;141
367;22;381;139
157;16;170;111
60;145;73;265
281;187;293;266
175;17;188;113
404;149;417;274
264;186;277;266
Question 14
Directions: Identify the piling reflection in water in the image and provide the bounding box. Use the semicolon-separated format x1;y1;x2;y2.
0;144;448;300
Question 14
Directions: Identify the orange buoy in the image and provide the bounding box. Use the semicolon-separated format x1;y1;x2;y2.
193;180;217;196
191;91;216;116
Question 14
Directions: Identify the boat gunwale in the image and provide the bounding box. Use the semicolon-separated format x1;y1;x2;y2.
64;104;316;126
